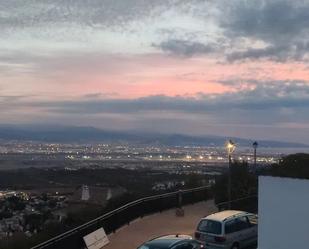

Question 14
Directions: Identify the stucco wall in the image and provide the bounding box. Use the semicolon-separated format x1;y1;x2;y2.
258;176;309;249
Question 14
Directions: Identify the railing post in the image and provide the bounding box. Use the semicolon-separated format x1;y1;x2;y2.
140;199;144;218
176;190;185;217
178;189;183;208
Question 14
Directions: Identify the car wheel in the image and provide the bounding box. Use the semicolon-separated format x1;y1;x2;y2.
231;243;239;249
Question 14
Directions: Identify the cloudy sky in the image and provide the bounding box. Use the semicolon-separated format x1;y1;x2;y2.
1;0;309;143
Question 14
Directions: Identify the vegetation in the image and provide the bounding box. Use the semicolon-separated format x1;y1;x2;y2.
3;153;308;248
213;161;257;211
0;167;204;194
214;153;309;212
0;166;208;249
264;153;309;179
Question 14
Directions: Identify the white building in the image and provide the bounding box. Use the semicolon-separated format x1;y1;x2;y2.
258;176;309;249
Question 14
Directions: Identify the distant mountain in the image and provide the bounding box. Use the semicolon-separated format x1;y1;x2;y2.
0;125;307;148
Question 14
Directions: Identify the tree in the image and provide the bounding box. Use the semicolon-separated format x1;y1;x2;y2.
7;196;25;211
184;174;203;188
214;161;257;211
0;210;13;219
24;213;43;232
265;153;309;179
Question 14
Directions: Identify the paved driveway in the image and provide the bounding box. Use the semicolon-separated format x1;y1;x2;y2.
104;200;218;249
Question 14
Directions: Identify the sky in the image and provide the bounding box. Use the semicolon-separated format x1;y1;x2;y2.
1;0;309;143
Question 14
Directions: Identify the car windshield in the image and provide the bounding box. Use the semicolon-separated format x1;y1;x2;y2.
248;215;258;225
197;219;222;234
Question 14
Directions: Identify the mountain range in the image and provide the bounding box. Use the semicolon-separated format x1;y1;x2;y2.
0;125;307;148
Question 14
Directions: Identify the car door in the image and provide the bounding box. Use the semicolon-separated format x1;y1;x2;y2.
224;219;239;247
234;216;252;247
195;219;223;245
246;214;258;244
225;217;251;248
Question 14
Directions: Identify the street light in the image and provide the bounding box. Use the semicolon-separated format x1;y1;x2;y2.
225;140;236;209
253;141;258;168
226;140;236;155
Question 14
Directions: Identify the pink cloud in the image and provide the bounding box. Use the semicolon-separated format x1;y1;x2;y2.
2;53;309;100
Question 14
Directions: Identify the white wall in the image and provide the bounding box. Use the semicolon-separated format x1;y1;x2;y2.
258;176;309;249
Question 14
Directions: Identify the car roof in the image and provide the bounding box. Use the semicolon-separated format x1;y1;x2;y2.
143;235;192;248
203;210;249;222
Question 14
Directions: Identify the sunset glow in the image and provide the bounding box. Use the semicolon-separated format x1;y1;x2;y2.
1;0;309;142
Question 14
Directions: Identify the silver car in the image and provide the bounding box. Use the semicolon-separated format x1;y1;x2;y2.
194;210;258;249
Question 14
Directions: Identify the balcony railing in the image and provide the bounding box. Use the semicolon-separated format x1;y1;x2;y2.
31;186;210;249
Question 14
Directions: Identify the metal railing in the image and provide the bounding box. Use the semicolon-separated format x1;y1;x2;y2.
31;186;210;249
217;195;258;213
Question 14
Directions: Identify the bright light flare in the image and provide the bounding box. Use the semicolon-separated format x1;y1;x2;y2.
225;139;236;155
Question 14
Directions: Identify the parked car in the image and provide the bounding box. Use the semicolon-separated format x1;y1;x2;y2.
137;234;204;249
194;210;258;249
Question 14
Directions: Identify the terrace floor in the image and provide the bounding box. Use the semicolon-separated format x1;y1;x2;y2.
104;200;218;249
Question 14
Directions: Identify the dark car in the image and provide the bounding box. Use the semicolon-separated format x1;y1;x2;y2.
137;234;203;249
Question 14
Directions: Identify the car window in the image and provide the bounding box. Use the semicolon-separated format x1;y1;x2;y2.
247;214;258;226
236;216;250;230
138;243;172;249
139;244;175;249
138;246;149;249
197;219;222;234
172;243;194;249
225;219;237;234
225;217;250;234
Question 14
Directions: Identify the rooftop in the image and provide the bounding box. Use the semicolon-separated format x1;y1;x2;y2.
204;210;248;222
